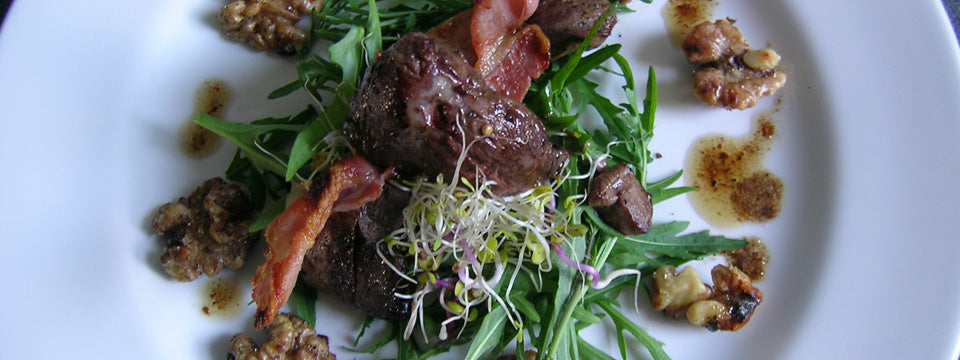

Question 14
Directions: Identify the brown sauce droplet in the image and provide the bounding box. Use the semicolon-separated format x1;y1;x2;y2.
731;171;783;222
723;237;769;281
201;278;242;319
663;0;718;47
684;114;784;229
179;79;232;158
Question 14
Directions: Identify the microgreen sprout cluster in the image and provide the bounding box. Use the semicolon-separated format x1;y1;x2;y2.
386;170;581;342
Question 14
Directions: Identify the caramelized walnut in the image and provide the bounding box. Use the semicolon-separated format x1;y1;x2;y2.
152;177;259;281
218;0;321;55
682;19;786;110
701;265;763;331
229;313;337;360
651;266;712;317
650;264;763;331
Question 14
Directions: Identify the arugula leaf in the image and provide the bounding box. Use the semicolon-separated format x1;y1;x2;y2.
577;336;618;360
197;107;314;208
195;113;304;177
539;226;585;360
290;280;318;328
248;196;287;233
647;170;697;204
362;0;382;67
565;44;622;85
285;25;365;180
571;305;603;328
346;317;400;355
596;299;669;360
599;218;747;271
464;305;508;360
509;291;541;323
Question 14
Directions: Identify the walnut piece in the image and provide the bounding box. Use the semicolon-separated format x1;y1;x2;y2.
702;265;763;331
152;177;259;281
651;266;712;316
681;19;787;110
229;313;337;360
650;264;763;331
685;299;725;326
218;0;321;55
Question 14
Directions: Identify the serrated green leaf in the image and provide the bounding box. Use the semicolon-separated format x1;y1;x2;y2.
290;280;317;328
362;0;382;66
248;195;287;232
464;305;507;360
596;300;670;360
194;113;303;176
577;336;618;360
509;292;541;323
593;217;746;269
571;305;602;326
651;185;697;204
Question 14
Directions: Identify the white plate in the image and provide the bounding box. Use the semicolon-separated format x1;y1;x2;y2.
1;0;959;359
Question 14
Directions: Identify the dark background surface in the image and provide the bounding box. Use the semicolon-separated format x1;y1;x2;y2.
946;0;960;43
0;0;10;30
0;0;959;40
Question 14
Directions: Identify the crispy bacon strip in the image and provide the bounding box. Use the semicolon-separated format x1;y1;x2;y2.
251;156;387;329
471;0;547;100
427;0;548;100
471;0;539;67
480;25;550;100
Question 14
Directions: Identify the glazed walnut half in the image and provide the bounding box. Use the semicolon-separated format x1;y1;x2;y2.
218;0;321;55
152;177;259;281
682;19;787;110
229;313;337;360
651;264;763;331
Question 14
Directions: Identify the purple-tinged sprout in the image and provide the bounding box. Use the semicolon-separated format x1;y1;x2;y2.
443;228;463;241
549;242;642;289
457;262;470;283
434;277;458;290
549;242;602;289
458;238;479;263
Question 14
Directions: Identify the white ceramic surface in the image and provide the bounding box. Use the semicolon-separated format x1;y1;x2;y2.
1;0;958;359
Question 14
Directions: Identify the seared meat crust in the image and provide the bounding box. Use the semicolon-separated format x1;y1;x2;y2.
587;164;653;235
300;184;411;321
300;210;358;301
527;0;617;57
345;33;567;196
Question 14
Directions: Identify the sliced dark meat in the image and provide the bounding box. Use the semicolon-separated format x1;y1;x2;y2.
345;32;567;196
587;163;652;235
527;0;617;57
300;210;358;302
358;182;411;243
353;233;409;321
300;184;411;321
252;156;390;329
354;184;411;321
